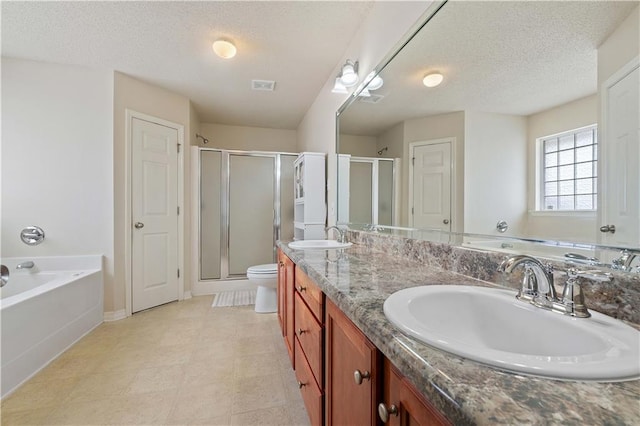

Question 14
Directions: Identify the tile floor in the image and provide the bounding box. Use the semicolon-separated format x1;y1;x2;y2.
1;296;310;425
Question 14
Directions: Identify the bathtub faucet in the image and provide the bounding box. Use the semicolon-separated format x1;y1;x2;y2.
16;261;35;270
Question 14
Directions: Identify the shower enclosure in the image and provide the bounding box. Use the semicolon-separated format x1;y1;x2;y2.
338;155;399;226
195;148;296;281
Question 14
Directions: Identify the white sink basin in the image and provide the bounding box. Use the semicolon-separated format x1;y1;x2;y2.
288;240;352;250
384;285;640;381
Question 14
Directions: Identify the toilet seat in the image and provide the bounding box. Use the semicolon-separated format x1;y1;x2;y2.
247;263;278;280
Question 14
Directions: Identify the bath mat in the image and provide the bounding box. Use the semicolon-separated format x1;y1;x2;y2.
211;290;257;308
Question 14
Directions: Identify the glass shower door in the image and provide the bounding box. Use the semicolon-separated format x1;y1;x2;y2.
228;154;275;275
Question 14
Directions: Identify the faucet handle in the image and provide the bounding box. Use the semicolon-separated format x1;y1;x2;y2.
560;268;611;318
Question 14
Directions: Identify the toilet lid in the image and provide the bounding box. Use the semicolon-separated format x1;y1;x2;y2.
247;263;278;274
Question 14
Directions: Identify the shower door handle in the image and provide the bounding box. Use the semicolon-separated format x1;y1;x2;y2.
134;222;145;229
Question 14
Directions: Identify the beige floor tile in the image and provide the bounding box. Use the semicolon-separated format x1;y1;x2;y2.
46;397;123;425
167;382;233;423
107;390;176;425
230;404;294;425
1;298;307;426
182;357;236;388
28;350;105;384
65;370;137;403
232;373;287;415
127;364;185;395
235;352;286;379
0;406;56;425
1;376;79;412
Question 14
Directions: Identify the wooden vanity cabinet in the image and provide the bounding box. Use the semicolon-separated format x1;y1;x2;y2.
326;298;382;426
281;253;451;426
294;266;325;426
277;248;295;366
380;359;451;426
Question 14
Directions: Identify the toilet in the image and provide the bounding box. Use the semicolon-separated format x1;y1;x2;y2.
247;263;278;313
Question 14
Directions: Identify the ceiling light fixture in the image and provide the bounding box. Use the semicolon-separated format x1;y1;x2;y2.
332;59;359;93
366;72;384;91
331;76;348;94
423;72;444;88
212;39;237;59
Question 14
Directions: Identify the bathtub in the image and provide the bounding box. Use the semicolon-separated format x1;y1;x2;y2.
0;255;103;398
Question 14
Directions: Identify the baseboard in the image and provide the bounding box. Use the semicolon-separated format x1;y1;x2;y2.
183;290;192;300
103;309;127;322
192;279;253;296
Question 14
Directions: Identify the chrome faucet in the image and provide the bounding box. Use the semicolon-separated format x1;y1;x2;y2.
325;226;346;243
16;261;35;270
611;250;638;272
499;255;556;304
499;255;613;318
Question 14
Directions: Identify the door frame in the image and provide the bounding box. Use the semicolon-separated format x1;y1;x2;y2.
598;56;639;245
124;109;185;316
408;138;457;230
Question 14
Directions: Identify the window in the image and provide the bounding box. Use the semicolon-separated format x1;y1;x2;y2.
539;125;597;211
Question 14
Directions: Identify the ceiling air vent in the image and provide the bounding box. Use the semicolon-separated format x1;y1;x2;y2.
252;80;276;91
357;93;384;104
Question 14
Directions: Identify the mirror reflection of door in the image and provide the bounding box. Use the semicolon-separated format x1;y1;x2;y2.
410;140;452;231
601;62;640;247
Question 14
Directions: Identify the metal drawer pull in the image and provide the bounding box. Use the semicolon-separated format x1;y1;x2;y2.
297;328;306;336
297;285;306;292
297;381;306;389
353;369;371;385
378;403;398;423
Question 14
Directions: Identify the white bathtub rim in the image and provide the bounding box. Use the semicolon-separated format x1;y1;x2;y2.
1;255;102;272
0;269;101;310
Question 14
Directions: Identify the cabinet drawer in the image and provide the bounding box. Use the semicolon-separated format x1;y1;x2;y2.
295;340;323;426
294;292;323;386
295;266;324;321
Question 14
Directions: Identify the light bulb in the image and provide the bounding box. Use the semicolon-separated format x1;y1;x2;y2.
340;63;358;87
423;72;444;88
212;40;237;59
367;72;384;90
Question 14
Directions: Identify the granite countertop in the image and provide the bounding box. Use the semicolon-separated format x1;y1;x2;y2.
278;241;640;425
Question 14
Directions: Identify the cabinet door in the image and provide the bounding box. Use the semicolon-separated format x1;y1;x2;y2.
277;249;295;367
326;299;380;426
381;359;450;426
277;249;286;334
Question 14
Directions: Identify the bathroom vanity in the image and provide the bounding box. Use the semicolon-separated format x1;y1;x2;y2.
277;233;640;425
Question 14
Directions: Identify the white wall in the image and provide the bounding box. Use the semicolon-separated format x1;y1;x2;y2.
297;1;438;225
526;95;598;243
1;57;114;291
464;111;527;236
339;134;378;157
198;123;297;152
597;5;639;87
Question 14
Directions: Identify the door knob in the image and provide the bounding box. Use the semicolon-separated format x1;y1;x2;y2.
134;222;145;229
599;225;615;234
443;219;450;225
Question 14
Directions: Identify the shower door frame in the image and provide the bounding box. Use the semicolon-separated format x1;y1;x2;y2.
349;156;398;226
195;147;298;289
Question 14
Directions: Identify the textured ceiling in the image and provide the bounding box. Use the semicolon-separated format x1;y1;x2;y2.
340;1;638;136
1;1;374;129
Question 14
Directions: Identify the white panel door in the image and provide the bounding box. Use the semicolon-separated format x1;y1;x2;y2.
411;142;452;231
132;117;179;313
602;65;639;247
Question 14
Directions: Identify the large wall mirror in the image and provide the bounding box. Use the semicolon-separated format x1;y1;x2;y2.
337;0;639;262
